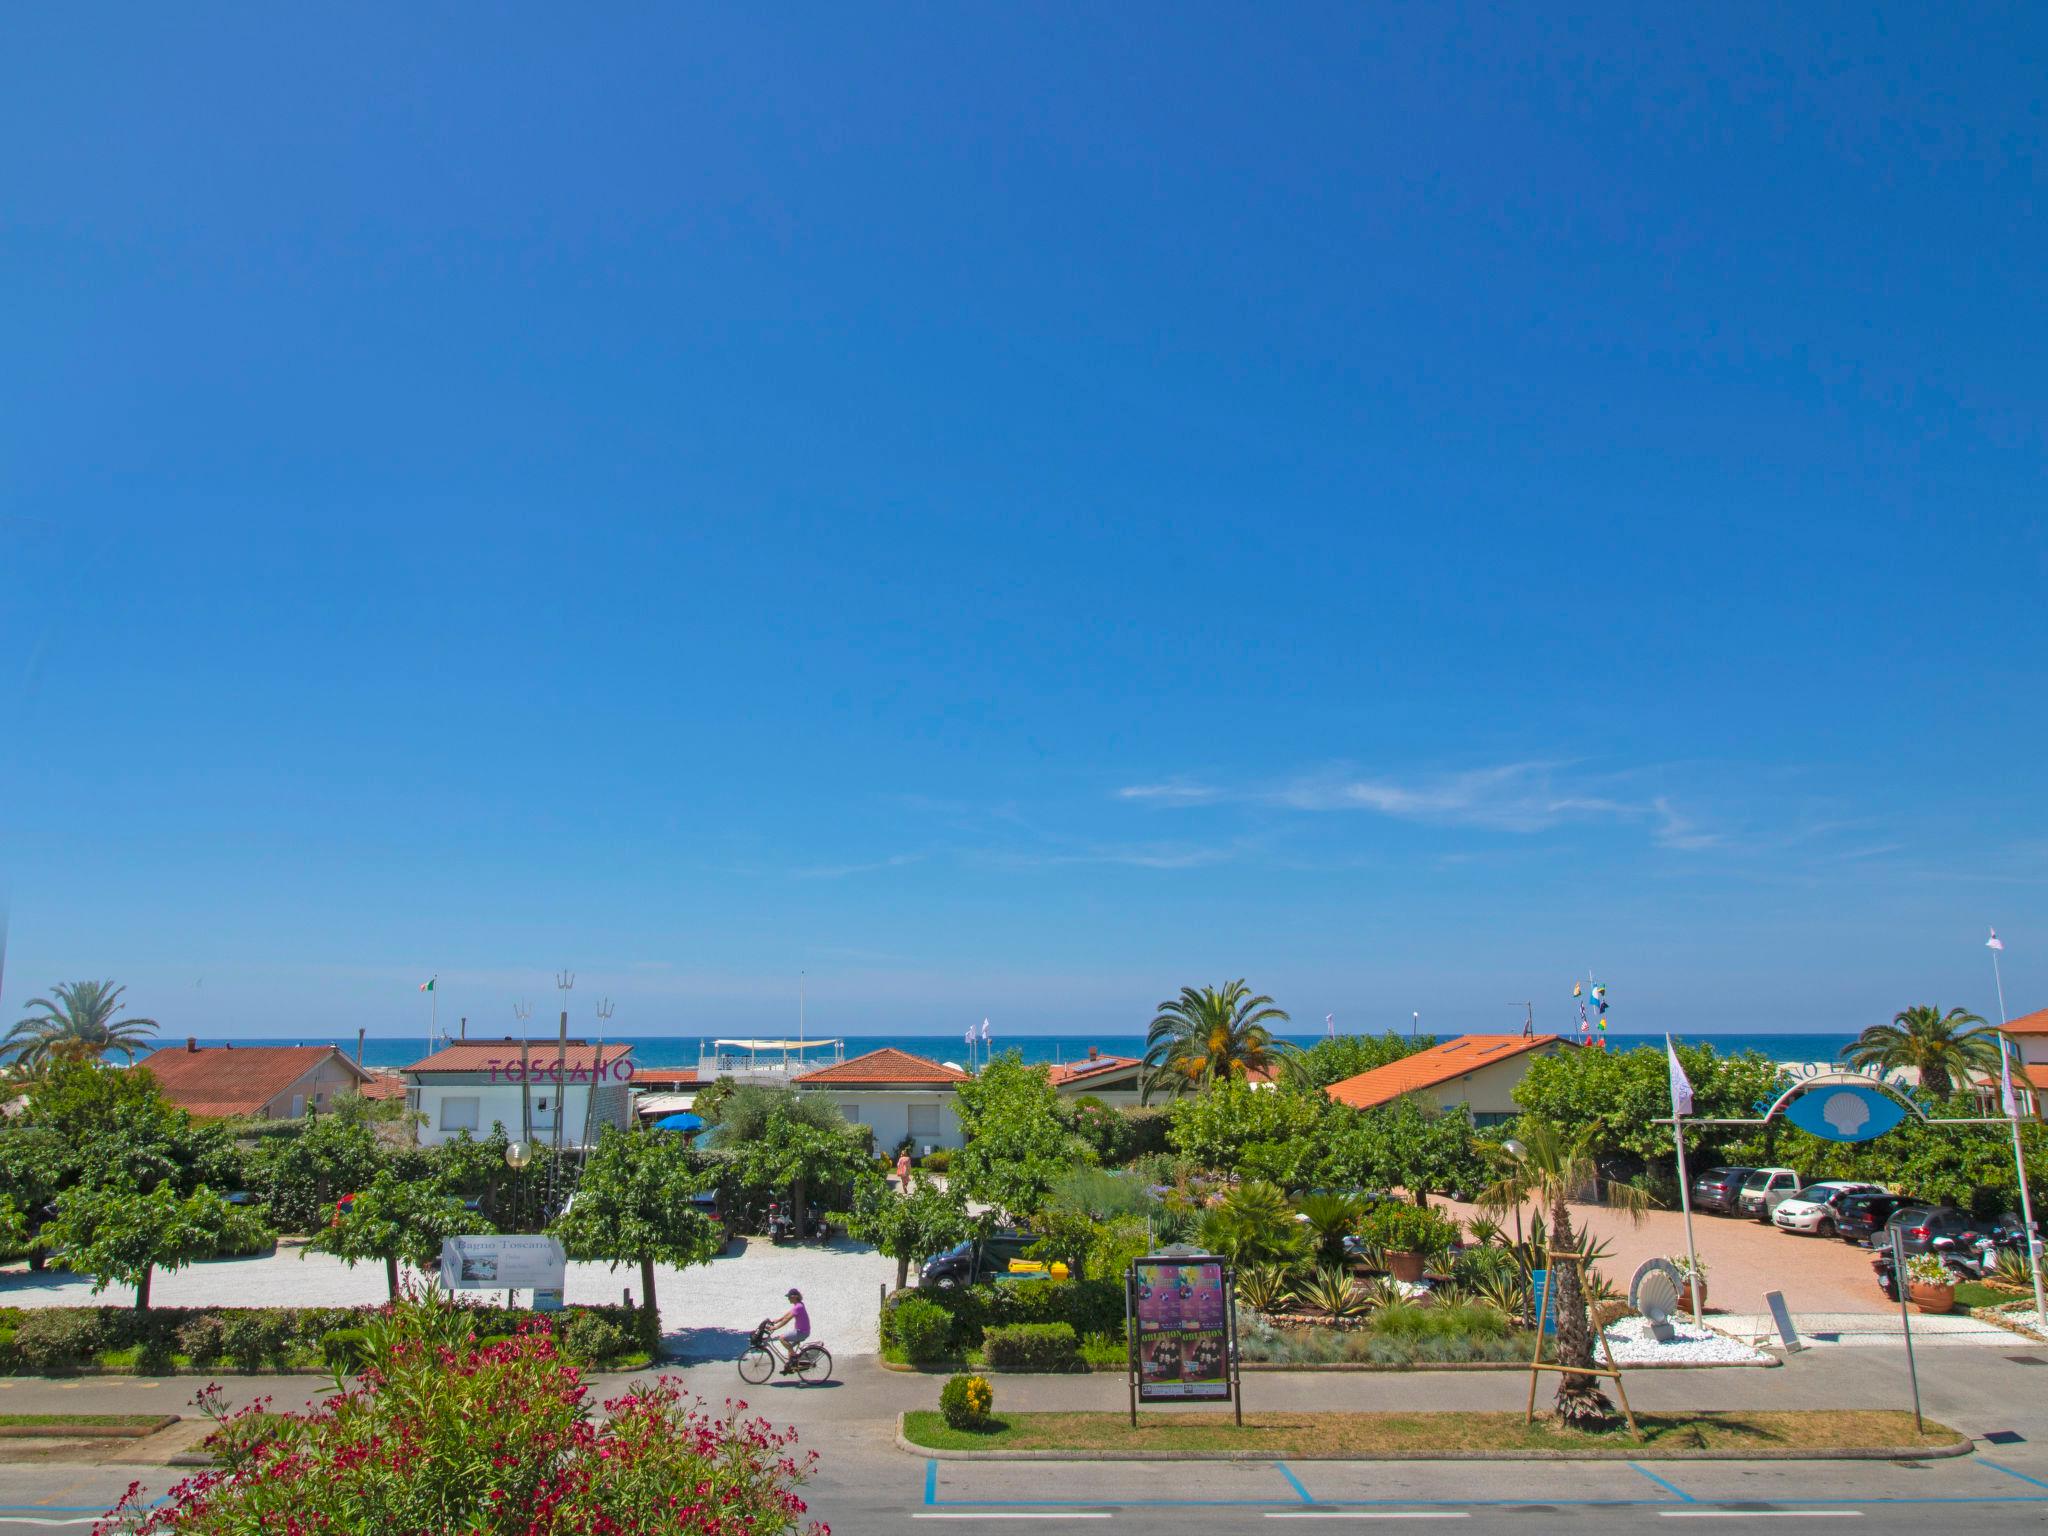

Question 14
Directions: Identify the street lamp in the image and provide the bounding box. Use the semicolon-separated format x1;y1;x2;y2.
1501;1138;1528;1249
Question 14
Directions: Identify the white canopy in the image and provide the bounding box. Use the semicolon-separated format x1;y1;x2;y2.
710;1038;843;1051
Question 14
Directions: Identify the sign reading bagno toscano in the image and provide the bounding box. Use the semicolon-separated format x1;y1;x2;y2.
440;1235;568;1291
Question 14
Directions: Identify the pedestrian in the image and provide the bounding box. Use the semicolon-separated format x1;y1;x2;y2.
896;1148;912;1192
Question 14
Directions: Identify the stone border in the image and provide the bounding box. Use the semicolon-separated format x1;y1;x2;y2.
0;1416;179;1439
896;1414;1973;1462
883;1356;1774;1375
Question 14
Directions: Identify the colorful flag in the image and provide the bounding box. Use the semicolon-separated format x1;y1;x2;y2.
1988;927;2005;952
418;978;435;993
1572;982;1582;998
1666;1035;1694;1117
1578;1004;1590;1034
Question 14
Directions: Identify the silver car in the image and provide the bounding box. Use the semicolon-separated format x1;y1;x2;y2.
1771;1181;1882;1237
1736;1167;1803;1221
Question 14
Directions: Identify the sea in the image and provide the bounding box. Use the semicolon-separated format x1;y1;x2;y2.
142;1030;1858;1073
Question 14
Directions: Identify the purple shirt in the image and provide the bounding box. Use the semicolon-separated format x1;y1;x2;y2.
789;1304;810;1338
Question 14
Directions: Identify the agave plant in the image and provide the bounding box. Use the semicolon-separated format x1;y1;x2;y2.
1234;1262;1295;1315
1294;1192;1363;1268
1464;1216;1507;1250
1991;1246;2035;1293
1425;1281;1478;1309
1295;1265;1369;1322
1356;1275;1406;1315
1471;1269;1530;1323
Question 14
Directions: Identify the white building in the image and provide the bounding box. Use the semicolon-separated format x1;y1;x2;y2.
793;1047;969;1153
1047;1051;1146;1106
403;1039;636;1149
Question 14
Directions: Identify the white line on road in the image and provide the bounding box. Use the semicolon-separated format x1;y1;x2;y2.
0;1521;103;1529
914;1515;1114;1521
1657;1514;1863;1520
1266;1514;1471;1521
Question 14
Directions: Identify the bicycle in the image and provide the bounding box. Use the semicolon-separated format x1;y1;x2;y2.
738;1321;832;1386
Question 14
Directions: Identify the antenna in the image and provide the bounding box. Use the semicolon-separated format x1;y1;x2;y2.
594;997;614;1025
512;1000;532;1028
1522;1001;1534;1038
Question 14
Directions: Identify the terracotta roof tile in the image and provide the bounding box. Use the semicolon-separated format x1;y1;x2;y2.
794;1047;968;1086
1325;1034;1563;1110
2001;1007;2048;1037
359;1074;410;1101
138;1045;372;1118
1048;1054;1143;1086
403;1041;635;1074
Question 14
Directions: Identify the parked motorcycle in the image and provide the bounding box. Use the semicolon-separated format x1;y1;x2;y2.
764;1201;794;1244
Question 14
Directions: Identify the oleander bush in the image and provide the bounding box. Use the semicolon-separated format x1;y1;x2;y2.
980;1322;1080;1372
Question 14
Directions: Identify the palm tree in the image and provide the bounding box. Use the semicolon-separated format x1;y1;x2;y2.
1498;1117;1647;1430
1840;1005;1998;1099
3;981;159;1070
1140;980;1291;1103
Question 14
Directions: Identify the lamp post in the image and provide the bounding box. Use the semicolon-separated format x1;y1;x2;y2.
1502;1138;1527;1249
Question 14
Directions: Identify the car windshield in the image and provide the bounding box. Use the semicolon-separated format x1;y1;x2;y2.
1888;1207;1932;1227
938;1240;973;1259
1790;1187;1834;1201
1740;1171;1776;1191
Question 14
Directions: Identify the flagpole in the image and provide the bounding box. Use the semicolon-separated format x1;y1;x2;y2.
1990;932;2047;1330
1668;1035;1705;1323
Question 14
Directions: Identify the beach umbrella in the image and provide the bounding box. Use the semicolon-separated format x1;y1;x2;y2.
652;1112;704;1133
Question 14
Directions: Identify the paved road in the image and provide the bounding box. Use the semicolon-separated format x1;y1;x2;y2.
1;1344;2044;1532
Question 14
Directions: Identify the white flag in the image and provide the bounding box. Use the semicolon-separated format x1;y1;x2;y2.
1666;1035;1694;1117
964;1024;975;1046
1325;1012;1335;1038
2001;1036;2020;1119
1988;927;2005;952
980;1018;992;1043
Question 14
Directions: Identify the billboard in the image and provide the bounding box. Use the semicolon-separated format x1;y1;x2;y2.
440;1235;568;1292
1130;1255;1232;1403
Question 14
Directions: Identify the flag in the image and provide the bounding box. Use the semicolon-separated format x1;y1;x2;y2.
964;1024;974;1046
1578;1004;1590;1034
1325;1012;1335;1038
1572;982;1582;998
980;1018;992;1043
2001;1037;2020;1119
418;978;435;993
1667;1035;1694;1117
1988;927;2005;952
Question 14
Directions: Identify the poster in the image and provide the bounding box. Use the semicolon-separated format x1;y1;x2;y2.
440;1235;568;1292
1130;1256;1232;1402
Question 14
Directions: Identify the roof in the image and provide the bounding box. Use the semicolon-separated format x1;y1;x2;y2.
712;1038;845;1051
1325;1034;1563;1110
1048;1054;1143;1087
794;1047;970;1087
403;1040;635;1074
2021;1063;2048;1093
2001;1007;2048;1037
631;1068;700;1090
359;1073;410;1102
139;1045;373;1118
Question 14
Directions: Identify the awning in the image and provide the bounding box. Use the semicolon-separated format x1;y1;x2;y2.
710;1038;844;1051
635;1092;697;1115
652;1112;704;1133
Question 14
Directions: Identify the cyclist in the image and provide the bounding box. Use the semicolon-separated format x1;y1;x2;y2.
763;1287;810;1374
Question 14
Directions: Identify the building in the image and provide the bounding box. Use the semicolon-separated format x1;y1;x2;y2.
1998;1006;2048;1120
793;1047;969;1152
140;1041;375;1120
1324;1034;1565;1126
629;1066;701;1126
1047;1050;1146;1105
402;1039;636;1148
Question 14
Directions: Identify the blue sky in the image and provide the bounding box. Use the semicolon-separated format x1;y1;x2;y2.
3;6;2043;1042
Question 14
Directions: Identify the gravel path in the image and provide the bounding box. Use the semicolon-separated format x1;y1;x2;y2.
0;1236;896;1361
1599;1314;1769;1366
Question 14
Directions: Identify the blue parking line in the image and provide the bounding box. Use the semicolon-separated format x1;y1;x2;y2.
1275;1463;1314;1503
1629;1463;1696;1502
1979;1460;2048;1491
925;1458;938;1505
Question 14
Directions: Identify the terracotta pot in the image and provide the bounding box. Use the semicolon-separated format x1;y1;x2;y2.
1386;1250;1427;1284
1908;1281;1955;1315
1678;1280;1707;1316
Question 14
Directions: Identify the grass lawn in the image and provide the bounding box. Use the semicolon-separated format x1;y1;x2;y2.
902;1409;1961;1456
0;1414;168;1428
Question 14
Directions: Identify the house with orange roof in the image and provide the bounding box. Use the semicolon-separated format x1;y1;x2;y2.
794;1047;971;1154
401;1038;637;1148
1997;1005;2048;1120
1047;1049;1146;1105
140;1040;375;1120
1324;1033;1565;1126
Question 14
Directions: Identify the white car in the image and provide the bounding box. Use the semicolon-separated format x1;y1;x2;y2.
1771;1181;1883;1237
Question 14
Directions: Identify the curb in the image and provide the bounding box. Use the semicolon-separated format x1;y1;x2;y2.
0;1416;179;1440
895;1415;1974;1463
883;1357;1775;1374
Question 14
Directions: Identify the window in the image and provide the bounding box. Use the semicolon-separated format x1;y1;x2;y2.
908;1102;940;1135
290;1094;306;1117
532;1095;557;1129
839;1103;860;1123
440;1096;481;1133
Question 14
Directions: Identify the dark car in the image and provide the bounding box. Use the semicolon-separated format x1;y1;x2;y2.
1834;1192;1914;1246
919;1230;1039;1289
1879;1205;1984;1257
1690;1167;1757;1216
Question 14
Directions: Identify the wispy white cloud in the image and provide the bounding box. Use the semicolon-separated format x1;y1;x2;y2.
1116;779;1223;806
789;852;926;881
974;840;1243;872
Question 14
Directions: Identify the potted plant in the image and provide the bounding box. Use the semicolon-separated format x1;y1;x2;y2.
1671;1253;1709;1316
1361;1204;1459;1285
1903;1252;1956;1315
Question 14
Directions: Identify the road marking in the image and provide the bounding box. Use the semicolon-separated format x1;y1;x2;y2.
1658;1514;1862;1520
1265;1514;1470;1521
913;1514;1113;1521
1275;1462;1314;1503
1631;1463;1697;1502
0;1520;103;1529
1979;1461;2048;1491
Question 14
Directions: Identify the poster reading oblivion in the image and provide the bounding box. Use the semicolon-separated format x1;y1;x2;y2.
1131;1256;1231;1402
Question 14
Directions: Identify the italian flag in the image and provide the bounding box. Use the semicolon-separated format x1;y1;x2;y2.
419;978;435;992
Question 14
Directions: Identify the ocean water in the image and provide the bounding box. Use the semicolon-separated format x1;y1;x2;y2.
142;1029;1858;1072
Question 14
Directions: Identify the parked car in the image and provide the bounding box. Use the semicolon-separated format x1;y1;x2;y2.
1690;1166;1758;1216
1736;1167;1804;1221
1771;1182;1883;1237
1833;1191;1917;1246
919;1230;1039;1289
1879;1205;1985;1258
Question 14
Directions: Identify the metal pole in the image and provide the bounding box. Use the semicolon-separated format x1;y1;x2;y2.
1892;1225;1923;1434
1672;1114;1705;1322
1228;1264;1243;1428
1990;941;2048;1330
1126;1269;1139;1429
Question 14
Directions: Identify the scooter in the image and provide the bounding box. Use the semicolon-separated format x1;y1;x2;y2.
764;1201;794;1244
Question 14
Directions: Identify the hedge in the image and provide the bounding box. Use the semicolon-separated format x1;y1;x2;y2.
885;1278;1125;1353
981;1322;1080;1372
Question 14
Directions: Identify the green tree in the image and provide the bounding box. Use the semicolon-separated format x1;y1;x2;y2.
1320;1096;1485;1207
429;1127;567;1229
715;1100;873;1233
1166;1080;1328;1189
839;1173;976;1291
0;1125;68;1268
1501;1118;1648;1429
1197;1180;1307;1266
3;980;158;1069
550;1125;723;1321
1141;980;1292;1102
1278;1033;1436;1095
308;1169;485;1299
951;1054;1088;1219
1510;1043;1787;1181
21;1060;243;1197
1023;1207;1098;1279
1841;1006;1999;1100
247;1099;387;1230
40;1182;269;1310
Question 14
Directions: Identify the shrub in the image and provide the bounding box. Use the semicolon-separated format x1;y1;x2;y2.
920;1149;952;1174
557;1309;634;1366
938;1372;993;1430
219;1311;293;1370
893;1295;954;1362
13;1310;102;1373
318;1328;370;1370
1360;1202;1460;1259
175;1314;229;1367
981;1322;1080;1372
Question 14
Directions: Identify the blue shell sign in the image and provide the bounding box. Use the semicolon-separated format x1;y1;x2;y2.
1782;1083;1910;1143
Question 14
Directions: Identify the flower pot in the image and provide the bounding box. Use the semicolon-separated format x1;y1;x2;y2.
1677;1280;1707;1317
1386;1250;1427;1284
1908;1281;1955;1315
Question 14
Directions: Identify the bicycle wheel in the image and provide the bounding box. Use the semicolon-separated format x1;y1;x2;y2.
737;1345;776;1385
794;1345;832;1386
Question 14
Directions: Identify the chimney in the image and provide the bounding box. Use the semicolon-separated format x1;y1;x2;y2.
187;1037;197;1053
1087;1045;1100;1061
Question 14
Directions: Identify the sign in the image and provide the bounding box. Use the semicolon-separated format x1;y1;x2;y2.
1763;1289;1803;1353
1530;1269;1558;1334
440;1235;568;1292
1129;1255;1232;1402
531;1288;565;1313
1781;1084;1908;1144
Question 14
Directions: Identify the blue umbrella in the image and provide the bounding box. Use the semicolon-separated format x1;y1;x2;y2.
652;1112;704;1133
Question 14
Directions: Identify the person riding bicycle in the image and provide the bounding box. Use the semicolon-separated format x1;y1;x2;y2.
763;1287;810;1374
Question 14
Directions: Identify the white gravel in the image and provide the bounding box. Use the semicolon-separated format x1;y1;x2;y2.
1599;1314;1770;1366
0;1235;895;1362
